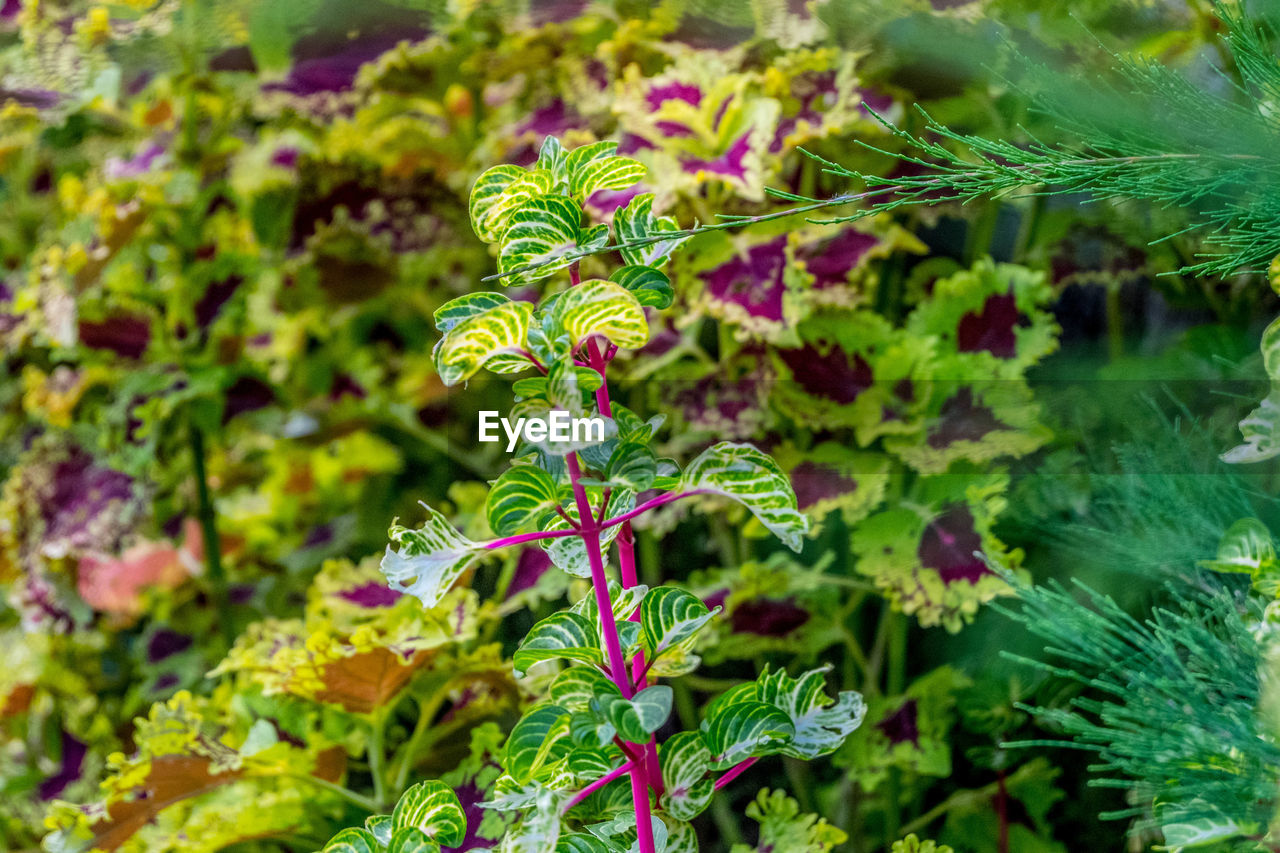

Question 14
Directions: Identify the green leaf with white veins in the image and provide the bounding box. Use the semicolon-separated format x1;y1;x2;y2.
551;667;621;712
513;611;602;676
614;193;690;269
486;465;563;536
391;780;467;848
386;828;439;853
499;195;607;282
433;291;511;334
542;489;635;577
434;299;534;386
469;165;554;243
554;278;650;350
570;154;647;202
641;586;719;658
610;265;674;310
324;828;378;853
605;441;657;491
505;705;572;784
702;700;795;767
572;579;648;623
681;442;809;551
381;508;486;607
659;732;714;821
605;685;672;743
755;666;866;759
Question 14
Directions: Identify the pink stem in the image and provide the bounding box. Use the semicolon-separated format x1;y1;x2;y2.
602;490;710;530
714;757;758;791
484;528;581;549
565;760;634;810
566;281;657;853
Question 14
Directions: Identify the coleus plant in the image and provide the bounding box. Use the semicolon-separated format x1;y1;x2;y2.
316;137;867;853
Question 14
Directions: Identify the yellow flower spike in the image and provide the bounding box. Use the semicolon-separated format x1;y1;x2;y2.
80;6;112;45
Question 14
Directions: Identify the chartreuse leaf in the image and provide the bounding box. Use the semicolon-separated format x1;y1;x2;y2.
391;780;467;848
434;299;534;385
641;586;719;658
499;195;607;282
681;442;810;551
563;140;616;175
702;700;795;767
513;611;603;676
614;193;690;269
555;278;650;350
610;265;674;310
755;666;866;759
386;827;439;853
382;508;486;608
469;164;554;243
1199;517;1280;596
533;136;566;175
433;291;511;334
324;828;379;853
659;732;714;821
569;154;647;202
730;789;847;853
486;465;563;536
506;704;573;784
1224;315;1280;463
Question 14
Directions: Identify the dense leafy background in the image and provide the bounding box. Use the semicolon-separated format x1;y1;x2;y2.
2;1;1277;852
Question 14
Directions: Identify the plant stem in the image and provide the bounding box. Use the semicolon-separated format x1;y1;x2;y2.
884;610;908;843
284;774;379;813
392;691;449;794
714;757;758;791
566;760;635;810
369;708;389;810
189;421;233;645
566;451;656;853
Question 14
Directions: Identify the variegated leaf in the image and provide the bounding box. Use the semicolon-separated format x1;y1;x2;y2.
469;165;554;243
550;667;621;712
603;685;672;743
604;441;657;491
555;279;649;350
702;700;795;767
640;586;719;658
611;265;674;310
391;780;467;848
382;508;485;608
535;136;568;178
755;666;865;759
433;291;511;334
571;579;648;624
387;827;440;853
365;815;393;848
486;465;563;536
614;193;689;269
324;828;379;853
506;705;573;785
434;300;535;386
659;732;713;821
499;195;606;282
570;155;646;202
681;442;809;551
662;819;699;853
542;489;634;577
513;612;602;677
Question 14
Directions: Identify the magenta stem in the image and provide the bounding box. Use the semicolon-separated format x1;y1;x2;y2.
565;760;634;810
714;757;759;791
602;490;709;530
484;528;581;549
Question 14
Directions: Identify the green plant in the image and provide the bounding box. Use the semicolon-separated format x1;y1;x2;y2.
315;136;867;852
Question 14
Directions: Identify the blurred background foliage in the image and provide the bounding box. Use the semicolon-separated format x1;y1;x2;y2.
2;1;1278;851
